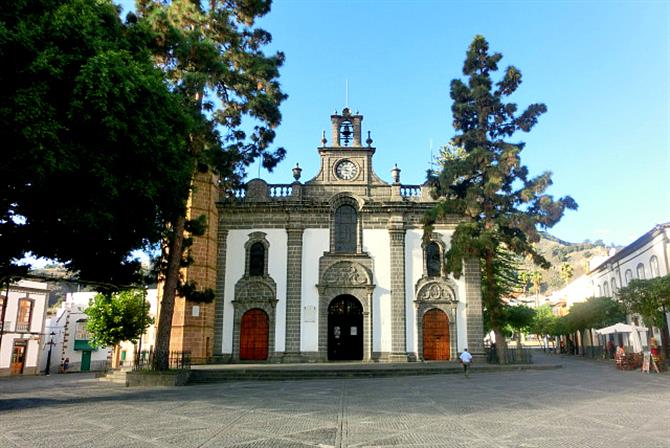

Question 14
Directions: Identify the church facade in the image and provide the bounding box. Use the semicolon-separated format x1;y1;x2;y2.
168;109;484;363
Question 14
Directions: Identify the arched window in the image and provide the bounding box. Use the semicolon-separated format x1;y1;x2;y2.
649;256;660;277
603;282;610;297
636;263;645;280
334;204;357;252
249;242;265;277
624;269;633;286
425;242;441;277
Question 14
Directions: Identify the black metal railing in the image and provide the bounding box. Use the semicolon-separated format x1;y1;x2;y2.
133;348;192;371
485;346;533;364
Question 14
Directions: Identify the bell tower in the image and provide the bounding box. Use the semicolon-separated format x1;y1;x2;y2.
310;108;383;188
330;107;364;147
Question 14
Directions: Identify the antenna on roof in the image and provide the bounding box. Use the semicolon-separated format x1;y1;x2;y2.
345;79;349;108
429;138;434;172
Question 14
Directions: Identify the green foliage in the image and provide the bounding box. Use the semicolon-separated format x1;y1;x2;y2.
1;0;193;285
177;281;215;303
560;263;574;285
617;276;670;329
85;290;154;347
503;305;536;334
545;297;625;336
425;35;577;357
530;270;543;296
566;296;625;332
138;0;287;369
137;0;287;180
530;305;556;336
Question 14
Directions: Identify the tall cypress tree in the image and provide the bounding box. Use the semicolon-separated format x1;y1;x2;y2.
135;0;287;370
426;35;577;362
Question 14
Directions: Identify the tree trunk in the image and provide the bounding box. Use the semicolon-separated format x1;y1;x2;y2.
483;249;508;364
153;213;186;370
661;311;670;360
493;327;508;364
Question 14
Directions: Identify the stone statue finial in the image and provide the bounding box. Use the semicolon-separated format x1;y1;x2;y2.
391;164;401;184
321;130;327;147
292;163;302;181
366;130;373;147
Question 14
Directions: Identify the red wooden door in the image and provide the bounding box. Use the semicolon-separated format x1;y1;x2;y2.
10;342;26;375
240;309;269;361
423;309;450;360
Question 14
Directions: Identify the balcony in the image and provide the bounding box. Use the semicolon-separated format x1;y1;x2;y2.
15;322;30;332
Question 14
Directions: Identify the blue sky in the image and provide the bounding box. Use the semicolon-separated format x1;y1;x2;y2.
118;0;669;247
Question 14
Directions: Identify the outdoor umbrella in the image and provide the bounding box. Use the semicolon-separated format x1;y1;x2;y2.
595;323;648;353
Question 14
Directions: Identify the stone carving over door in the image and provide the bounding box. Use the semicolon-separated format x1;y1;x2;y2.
322;261;369;287
416;282;456;302
234;277;276;303
415;278;457;304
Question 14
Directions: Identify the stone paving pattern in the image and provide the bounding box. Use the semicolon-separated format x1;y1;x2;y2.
1;353;668;448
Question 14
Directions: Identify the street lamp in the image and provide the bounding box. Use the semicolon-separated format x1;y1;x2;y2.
45;331;56;375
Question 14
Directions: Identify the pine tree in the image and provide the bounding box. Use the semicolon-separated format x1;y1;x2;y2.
135;0;287;370
426;35;577;362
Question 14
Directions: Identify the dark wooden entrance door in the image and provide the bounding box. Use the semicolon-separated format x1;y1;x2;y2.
328;295;363;360
240;309;269;361
423;309;450;360
10;341;26;375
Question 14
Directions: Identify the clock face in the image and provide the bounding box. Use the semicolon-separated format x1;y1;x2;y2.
335;160;358;180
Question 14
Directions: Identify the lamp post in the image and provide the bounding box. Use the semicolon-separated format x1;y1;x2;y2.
45;331;56;375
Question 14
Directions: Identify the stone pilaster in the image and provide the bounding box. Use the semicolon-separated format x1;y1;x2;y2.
213;228;228;357
463;257;485;357
388;217;408;361
283;225;304;361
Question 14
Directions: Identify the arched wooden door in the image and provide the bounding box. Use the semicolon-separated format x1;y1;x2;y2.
423;309;450;360
240;309;269;361
328;295;363;360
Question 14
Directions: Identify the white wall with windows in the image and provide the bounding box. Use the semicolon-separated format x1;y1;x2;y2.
0;280;48;376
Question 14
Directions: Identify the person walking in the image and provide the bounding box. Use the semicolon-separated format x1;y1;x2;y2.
459;348;473;378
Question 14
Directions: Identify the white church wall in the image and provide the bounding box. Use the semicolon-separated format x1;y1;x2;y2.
267;230;288;352
404;229;423;355
301;229;329;352
222;229;287;354
363;229;392;353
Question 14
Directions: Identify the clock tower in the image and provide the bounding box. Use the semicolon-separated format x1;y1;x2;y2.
307;108;386;190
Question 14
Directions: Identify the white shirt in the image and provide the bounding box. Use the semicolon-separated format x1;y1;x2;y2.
459;351;473;363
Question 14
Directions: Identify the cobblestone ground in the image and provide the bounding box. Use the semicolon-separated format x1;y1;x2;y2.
0;353;668;448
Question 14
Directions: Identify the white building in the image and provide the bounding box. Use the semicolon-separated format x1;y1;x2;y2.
589;223;670;345
44;291;111;372
0;280;49;376
43;289;158;372
176;108;485;363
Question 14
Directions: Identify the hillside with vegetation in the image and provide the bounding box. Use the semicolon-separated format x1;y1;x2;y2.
515;234;615;297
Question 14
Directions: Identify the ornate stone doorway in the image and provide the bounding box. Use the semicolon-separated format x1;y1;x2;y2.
240;309;269;361
328;295;363;360
422;309;450;360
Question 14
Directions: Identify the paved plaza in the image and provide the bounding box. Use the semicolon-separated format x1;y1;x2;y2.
0;353;668;448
